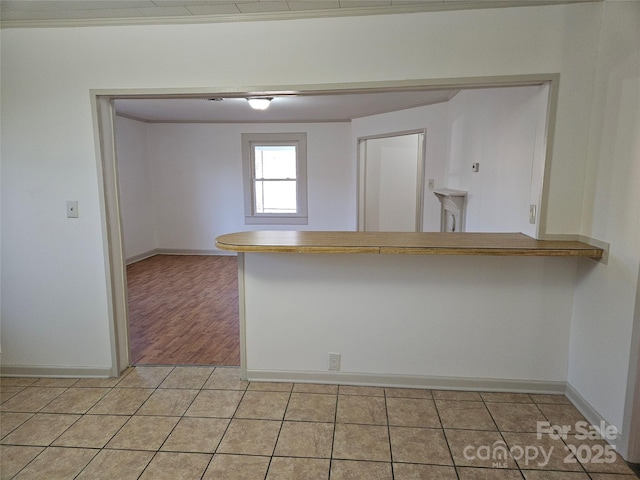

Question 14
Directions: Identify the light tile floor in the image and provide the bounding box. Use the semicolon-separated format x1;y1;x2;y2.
1;366;638;479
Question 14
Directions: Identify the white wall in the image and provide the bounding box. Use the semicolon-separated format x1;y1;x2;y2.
3;1;639;458
115;116;157;260
446;86;547;235
567;0;640;459
245;253;577;384
137;122;352;252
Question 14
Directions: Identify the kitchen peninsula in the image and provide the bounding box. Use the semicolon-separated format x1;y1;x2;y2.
216;231;603;392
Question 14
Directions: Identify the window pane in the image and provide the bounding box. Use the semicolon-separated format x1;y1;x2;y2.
255;180;297;213
254;145;296;179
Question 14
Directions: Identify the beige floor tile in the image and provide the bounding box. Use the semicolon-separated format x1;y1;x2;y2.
563;436;635;475
339;385;385;396
12;446;97;480
266;457;330;480
337;394;387;425
248;382;293;392
75;449;154;480
0;387;67;412
274;421;334;458
437;400;497;430
0;445;44;479
40;387;110;414
330;459;393;479
138;452;212;480
106;415;179;451
32;378;79;388
202;454;270;480
480;392;533;403
136;388;199;416
1;387;25;404
502;432;582;471
158;366;214;389
0;413;80;446
0;378;38;388
0;412;33;439
87;387;153;415
386;397;440;428
333;423;391;461
52;415;129;448
445;429;518;469
385;387;432;399
202;368;248;390
184;389;244;418
235;391;290;420
390;426;453;465
485;403;547;432
293;383;338;394
433;390;483;401
529;394;572;405
457;466;525;479
536;404;587;426
217;419;282;456
115;366;173;388
74;377;123;388
589;474;639;480
393;463;458;479
285;393;337;423
521;471;590;479
161;417;229;453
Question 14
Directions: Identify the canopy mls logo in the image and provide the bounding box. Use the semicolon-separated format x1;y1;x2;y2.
463;421;620;468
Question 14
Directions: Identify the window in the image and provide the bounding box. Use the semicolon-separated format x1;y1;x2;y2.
242;133;308;225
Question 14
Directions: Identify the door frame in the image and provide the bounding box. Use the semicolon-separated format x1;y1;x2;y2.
357;129;426;232
91;74;559;378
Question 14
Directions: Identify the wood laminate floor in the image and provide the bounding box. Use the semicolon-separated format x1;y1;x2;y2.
126;255;240;366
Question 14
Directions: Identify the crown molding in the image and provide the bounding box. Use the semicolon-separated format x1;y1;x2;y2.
1;0;598;29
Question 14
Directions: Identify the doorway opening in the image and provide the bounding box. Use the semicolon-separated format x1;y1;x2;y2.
93;75;559;376
358;130;426;232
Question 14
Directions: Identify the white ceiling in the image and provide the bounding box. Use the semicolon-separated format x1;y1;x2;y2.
0;0;596;27
114;89;460;123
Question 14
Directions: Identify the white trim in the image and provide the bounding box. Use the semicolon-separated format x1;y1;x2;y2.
126;249;237;265
238;253;248;381
0;1;598;30
565;382;625;453
241;132;308;225
1;365;113;378
93;95;130;377
247;369;566;393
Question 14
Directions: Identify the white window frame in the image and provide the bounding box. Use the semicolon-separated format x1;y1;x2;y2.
241;132;308;225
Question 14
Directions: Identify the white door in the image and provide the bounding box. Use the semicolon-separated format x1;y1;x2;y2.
358;132;425;232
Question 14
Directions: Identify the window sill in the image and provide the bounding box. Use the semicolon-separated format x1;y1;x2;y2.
244;216;308;226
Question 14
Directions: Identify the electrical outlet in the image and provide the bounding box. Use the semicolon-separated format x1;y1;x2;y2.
328;352;341;371
472;163;480;173
529;205;537;224
427;178;435;189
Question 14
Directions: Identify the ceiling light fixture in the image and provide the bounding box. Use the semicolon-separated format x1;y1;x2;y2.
247;97;273;110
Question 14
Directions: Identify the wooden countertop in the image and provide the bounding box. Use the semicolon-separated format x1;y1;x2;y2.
215;231;603;259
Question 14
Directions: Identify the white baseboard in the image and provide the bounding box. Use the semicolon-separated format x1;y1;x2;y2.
126;248;237;264
565;382;626;454
0;364;113;378
246;369;566;393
